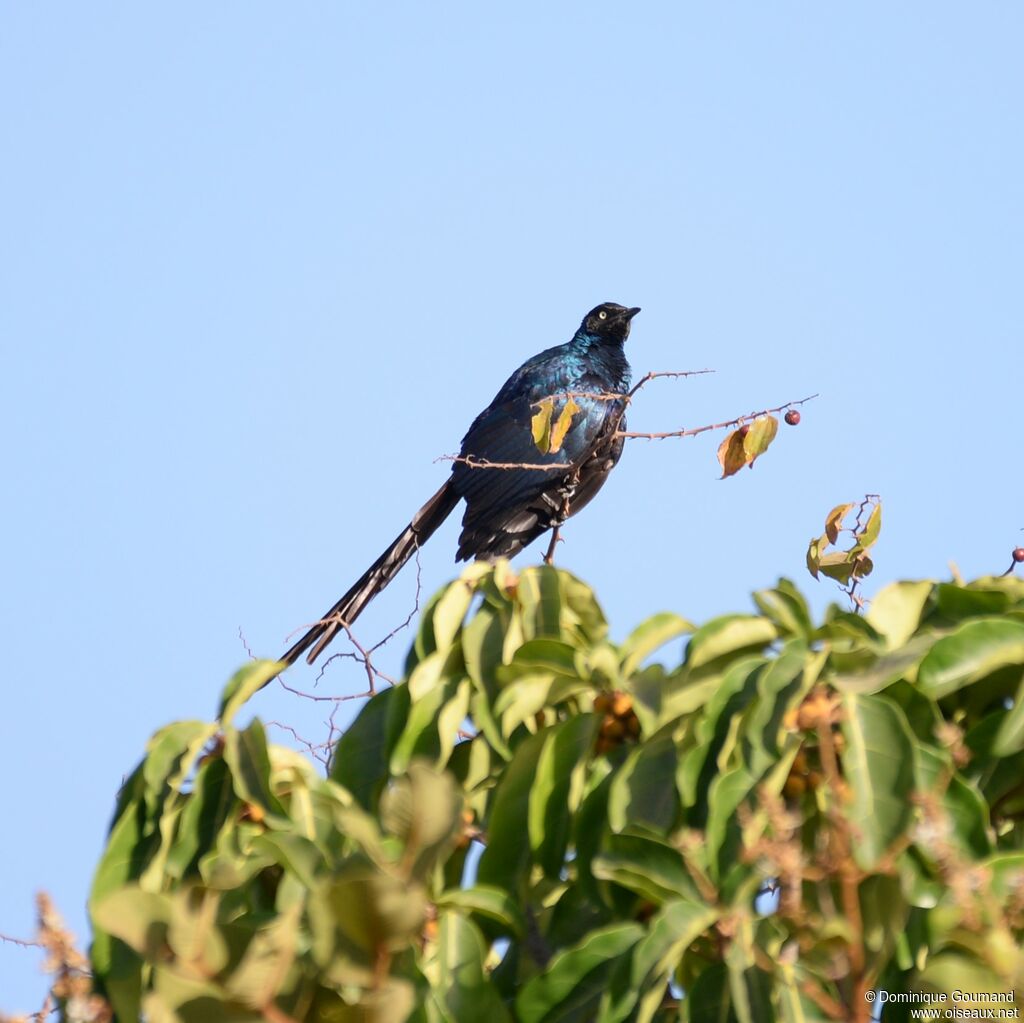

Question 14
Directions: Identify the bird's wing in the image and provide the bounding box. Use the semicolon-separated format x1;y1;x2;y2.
452;363;624;538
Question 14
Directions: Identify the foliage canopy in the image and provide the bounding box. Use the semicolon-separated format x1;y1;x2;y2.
85;564;1024;1021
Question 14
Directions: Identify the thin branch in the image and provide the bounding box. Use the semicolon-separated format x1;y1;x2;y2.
543;525;562;565
437;453;574;471
627;368;715;398
615;394;819;442
436;369;721;470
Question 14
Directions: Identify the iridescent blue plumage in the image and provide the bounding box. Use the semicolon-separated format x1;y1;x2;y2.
282;302;639;666
452;320;634;559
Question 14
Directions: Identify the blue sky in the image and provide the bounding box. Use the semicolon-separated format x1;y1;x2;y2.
2;2;1021;1010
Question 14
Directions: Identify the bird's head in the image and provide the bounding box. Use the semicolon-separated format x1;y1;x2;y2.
580;302;641;343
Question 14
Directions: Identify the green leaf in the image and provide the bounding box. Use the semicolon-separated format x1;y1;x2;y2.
806;535;825;579
598;899;718;1023
831;634;936;695
516;922;645;1023
859;874;907;960
608;736;679;834
310;864;427;959
705;766;755;883
993;674;1024;755
917;618;1024;698
841;694;916;869
249;832;323;889
936;582;1012;619
430;912;513;1022
142;720;219;822
223;903;301;1009
743;640;810;775
592;832;700;906
724;925;774;1023
165;757;234;881
742;414;778;466
92;887;174;960
867;580;934;648
858;501;882;549
914;744;993;857
91;764;149;918
531;715;599;876
986;852;1024;899
380;760;462;877
477;729;548;890
686;962;732;1023
752;580;814;638
817;551;856;585
503;637;581;679
331;683;409;807
217;660;282;724
618;613;695;677
685;615;777;671
390;658;464;773
435;885;525;936
462;601;508;697
430;575;475;653
223;719;287;821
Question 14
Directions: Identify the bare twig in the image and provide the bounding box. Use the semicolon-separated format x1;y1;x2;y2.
615;394;819;442
626;368;715;398
436;369;721;470
437;453;574;471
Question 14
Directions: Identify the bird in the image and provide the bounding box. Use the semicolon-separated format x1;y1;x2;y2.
281;302;640;667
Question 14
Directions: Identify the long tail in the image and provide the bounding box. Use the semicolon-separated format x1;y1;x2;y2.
280;478;461;667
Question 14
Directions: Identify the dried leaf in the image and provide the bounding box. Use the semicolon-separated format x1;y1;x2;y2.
853;553;874;580
531;397;555;454
717;429;748;479
825;503;854;545
742;415;779;466
548;397;581;454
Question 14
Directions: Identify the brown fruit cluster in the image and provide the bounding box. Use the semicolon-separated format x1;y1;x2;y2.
594;691;641;754
421;907;439;944
454;807;477;850
239;802;266;824
784;409;801;426
784;688;841;732
782;688;848;801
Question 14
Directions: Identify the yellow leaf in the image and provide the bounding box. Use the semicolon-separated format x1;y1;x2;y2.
717;428;748;478
742;415;779;466
859;502;882;549
531;397;555;454
806;535;825;579
548;397;581;454
825;503;854;545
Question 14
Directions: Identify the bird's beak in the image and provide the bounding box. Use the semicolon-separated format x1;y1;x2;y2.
625;307;641;320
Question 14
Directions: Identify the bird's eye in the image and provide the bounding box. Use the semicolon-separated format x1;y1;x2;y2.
599;310;607;320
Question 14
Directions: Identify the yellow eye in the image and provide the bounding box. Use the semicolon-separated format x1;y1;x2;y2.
599;310;607;320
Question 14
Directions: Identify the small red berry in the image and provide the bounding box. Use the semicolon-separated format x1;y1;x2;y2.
1013;548;1024;564
784;410;801;426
